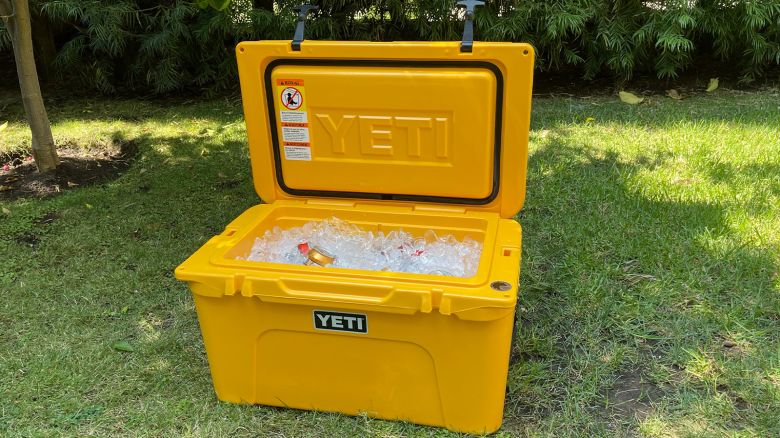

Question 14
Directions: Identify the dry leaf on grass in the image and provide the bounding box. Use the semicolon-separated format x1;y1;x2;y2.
666;89;683;100
619;91;644;105
706;78;719;92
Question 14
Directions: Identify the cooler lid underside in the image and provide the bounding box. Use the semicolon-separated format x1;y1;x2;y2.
236;41;534;218
266;60;501;205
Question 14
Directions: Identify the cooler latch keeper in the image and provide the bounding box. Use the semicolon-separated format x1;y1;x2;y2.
291;4;319;51
457;0;484;53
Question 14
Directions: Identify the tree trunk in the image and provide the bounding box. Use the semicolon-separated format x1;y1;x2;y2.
1;0;59;172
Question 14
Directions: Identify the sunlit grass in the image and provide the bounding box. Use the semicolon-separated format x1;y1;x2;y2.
1;90;779;436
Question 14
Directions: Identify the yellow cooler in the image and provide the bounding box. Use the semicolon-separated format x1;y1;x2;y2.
175;30;534;434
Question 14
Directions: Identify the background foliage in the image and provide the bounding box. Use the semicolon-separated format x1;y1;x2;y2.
1;0;779;94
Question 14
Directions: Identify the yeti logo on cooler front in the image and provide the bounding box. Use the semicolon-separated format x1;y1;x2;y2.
313;310;367;334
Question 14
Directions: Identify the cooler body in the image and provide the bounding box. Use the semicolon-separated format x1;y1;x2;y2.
176;202;522;434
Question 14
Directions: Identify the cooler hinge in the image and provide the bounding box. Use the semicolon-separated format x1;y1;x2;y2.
305;199;356;208
413;205;467;214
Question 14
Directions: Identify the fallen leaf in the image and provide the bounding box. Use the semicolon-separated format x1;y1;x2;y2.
139;168;147;174
0;121;7;132
1;207;10;215
666;89;683;100
67;181;79;187
0;185;12;192
217;172;226;178
706;78;719;92
619;91;644;105
585;117;595;124
85;203;93;209
722;340;736;348
111;341;134;352
672;176;694;185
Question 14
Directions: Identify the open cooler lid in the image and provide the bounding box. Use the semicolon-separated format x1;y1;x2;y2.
236;40;534;218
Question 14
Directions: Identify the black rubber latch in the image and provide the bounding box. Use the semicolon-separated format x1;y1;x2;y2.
457;0;484;53
292;4;319;51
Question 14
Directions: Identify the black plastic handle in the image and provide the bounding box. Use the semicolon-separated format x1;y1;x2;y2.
292;4;319;51
457;0;485;53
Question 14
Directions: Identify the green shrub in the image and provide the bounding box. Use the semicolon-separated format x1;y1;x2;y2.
3;0;778;93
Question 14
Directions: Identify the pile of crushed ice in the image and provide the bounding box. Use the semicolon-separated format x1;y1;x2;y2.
242;217;482;278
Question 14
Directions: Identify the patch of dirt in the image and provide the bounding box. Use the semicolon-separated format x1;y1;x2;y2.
604;369;665;422
33;211;60;225
14;232;40;248
716;383;750;412
0;140;137;199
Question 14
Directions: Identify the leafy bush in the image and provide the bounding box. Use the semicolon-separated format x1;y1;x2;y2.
3;0;779;93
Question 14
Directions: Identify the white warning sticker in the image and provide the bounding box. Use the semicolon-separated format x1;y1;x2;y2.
284;145;312;161
280;110;308;123
281;125;310;143
276;79;312;161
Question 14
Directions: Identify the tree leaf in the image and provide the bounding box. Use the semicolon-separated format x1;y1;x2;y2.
111;341;134;352
666;89;683;100
706;78;719;92
0;121;7;132
619;91;644;105
208;0;231;11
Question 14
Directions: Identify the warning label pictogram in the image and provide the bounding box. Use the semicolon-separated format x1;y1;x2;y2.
275;79;311;161
280;87;303;110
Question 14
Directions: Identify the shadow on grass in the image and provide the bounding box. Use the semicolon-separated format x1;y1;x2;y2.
506;134;780;434
3;96;778;435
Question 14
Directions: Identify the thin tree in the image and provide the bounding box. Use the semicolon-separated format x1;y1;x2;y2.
0;0;58;172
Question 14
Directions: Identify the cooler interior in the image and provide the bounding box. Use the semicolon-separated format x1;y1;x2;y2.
213;202;502;282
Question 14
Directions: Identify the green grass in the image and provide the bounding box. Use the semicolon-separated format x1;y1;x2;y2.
1;89;779;437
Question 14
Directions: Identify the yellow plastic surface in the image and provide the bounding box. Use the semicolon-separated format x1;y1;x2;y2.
236;40;535;218
176;39;535;434
270;65;496;199
176;201;522;434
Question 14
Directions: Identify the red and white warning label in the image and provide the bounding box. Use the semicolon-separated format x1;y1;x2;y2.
280;86;303;110
283;144;312;161
275;79;312;161
281;122;310;142
279;111;307;123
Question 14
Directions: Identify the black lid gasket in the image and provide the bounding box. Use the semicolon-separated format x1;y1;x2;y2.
263;59;504;205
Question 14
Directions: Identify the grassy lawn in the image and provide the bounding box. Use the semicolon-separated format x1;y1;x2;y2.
1;89;779;437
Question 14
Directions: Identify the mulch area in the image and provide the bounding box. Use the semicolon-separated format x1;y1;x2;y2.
0;140;137;200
